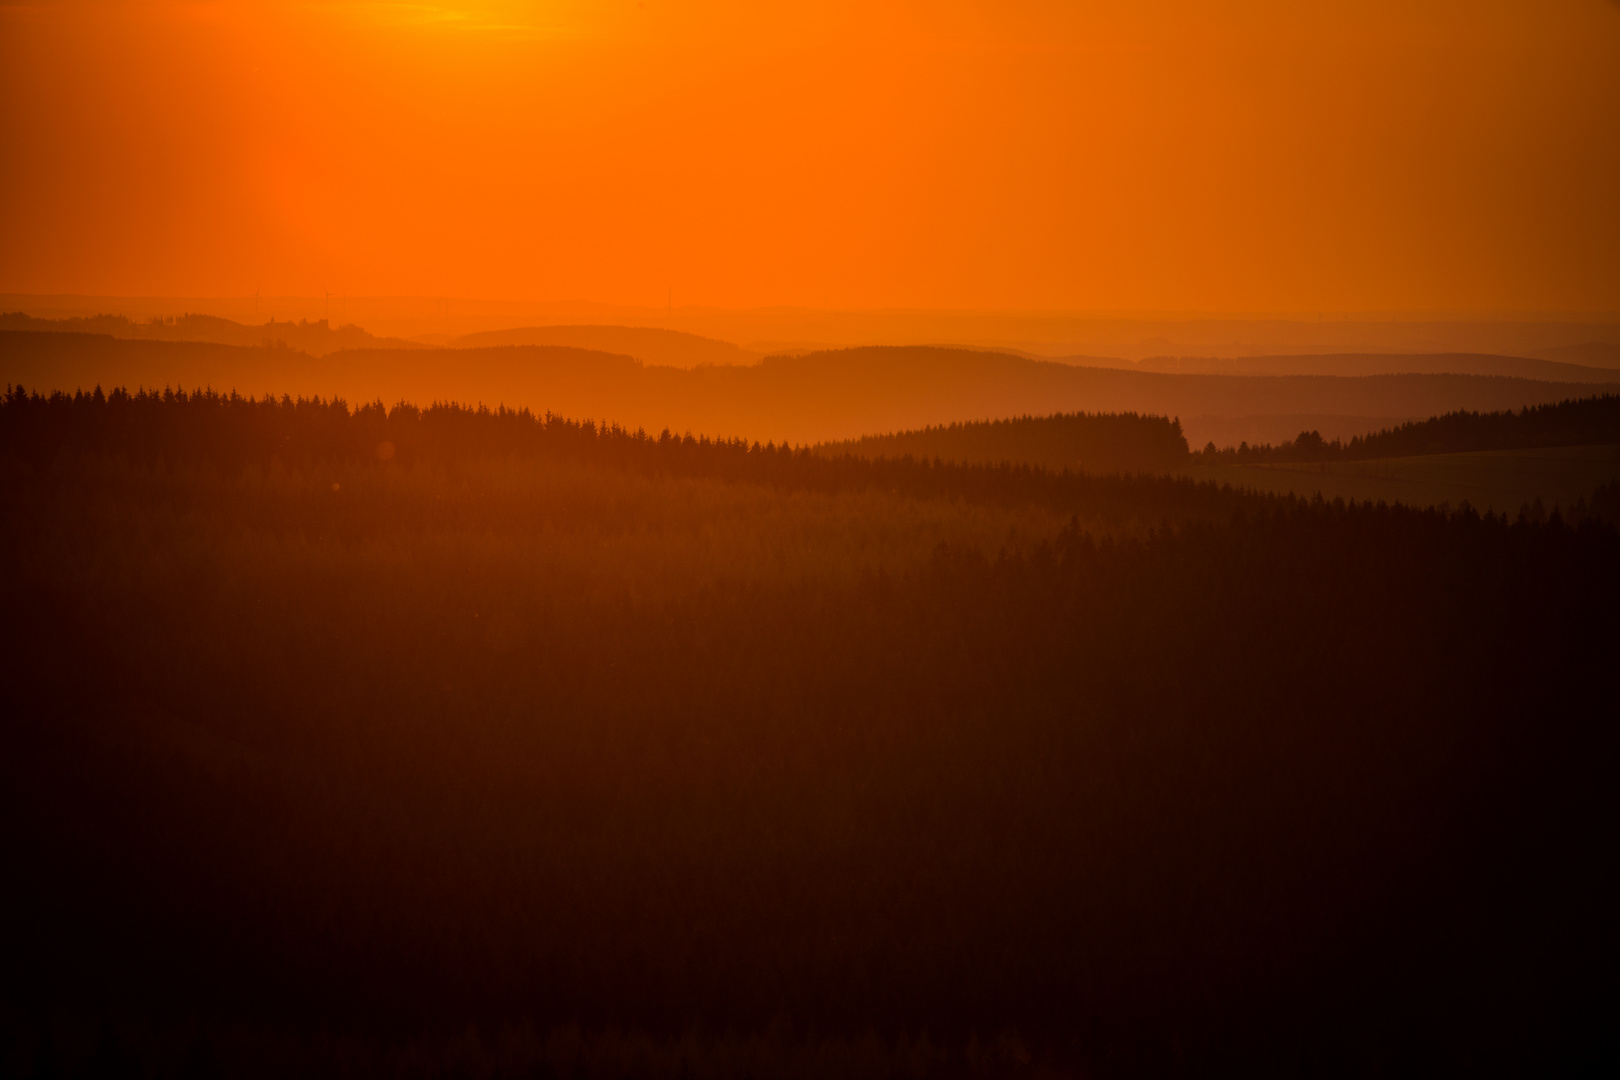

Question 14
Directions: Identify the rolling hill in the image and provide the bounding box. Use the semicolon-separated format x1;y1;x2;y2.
1531;341;1620;369
449;324;762;367
1191;445;1620;514
1119;351;1616;381
9;334;1620;449
816;412;1190;474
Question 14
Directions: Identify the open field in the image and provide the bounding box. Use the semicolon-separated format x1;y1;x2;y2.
1189;443;1620;512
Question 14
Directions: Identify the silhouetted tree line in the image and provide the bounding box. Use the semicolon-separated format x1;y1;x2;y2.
1195;393;1620;463
816;411;1190;473
2;386;1615;1077
0;384;1261;525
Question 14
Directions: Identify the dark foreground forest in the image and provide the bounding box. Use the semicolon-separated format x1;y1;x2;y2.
2;388;1616;1078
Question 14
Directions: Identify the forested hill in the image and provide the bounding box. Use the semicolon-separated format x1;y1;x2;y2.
4;380;1616;1074
9;333;1620;448
0;385;1257;528
1197;394;1620;463
816;411;1190;474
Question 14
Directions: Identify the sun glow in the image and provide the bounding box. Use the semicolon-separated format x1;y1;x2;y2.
1;1;1617;311
312;1;571;37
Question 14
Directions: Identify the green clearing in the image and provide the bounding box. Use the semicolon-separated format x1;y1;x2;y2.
1187;443;1620;513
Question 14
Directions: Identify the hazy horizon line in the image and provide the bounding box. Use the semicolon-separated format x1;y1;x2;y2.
5;294;1619;325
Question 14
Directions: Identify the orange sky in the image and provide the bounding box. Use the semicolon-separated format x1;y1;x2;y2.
2;1;1617;314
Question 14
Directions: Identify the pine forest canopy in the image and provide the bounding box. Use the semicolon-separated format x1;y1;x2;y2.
1195;395;1620;464
817;411;1191;474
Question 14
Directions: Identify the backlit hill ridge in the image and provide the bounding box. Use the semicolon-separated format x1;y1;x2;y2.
7;333;1620;450
449;324;763;368
0;311;430;356
1118;351;1618;381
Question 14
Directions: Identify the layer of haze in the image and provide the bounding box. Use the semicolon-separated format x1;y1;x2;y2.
2;1;1618;314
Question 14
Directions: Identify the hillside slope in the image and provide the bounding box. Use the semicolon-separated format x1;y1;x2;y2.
817;412;1190;474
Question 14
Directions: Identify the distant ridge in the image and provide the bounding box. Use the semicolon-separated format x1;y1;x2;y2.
448;325;761;368
1081;351;1619;382
0;311;426;356
8;336;1620;450
1531;341;1620;370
